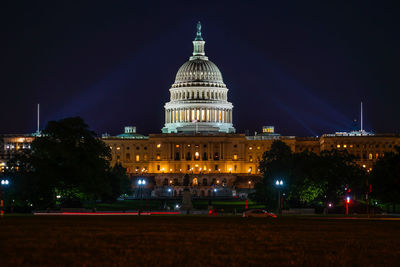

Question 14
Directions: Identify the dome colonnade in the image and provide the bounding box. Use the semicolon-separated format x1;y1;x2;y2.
162;22;235;133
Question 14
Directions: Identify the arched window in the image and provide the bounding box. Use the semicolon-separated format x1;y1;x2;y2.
202;178;207;186
193;178;198;186
203;152;208;160
126;153;130;160
163;178;168;186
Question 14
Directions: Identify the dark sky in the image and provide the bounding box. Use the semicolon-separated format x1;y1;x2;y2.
1;1;399;136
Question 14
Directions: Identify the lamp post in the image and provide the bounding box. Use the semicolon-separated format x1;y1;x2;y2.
1;179;10;217
345;196;351;216
137;179;146;213
168;188;172;198
275;180;284;215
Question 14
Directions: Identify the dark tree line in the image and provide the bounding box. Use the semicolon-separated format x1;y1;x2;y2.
370;146;400;212
253;141;367;210
3;117;131;209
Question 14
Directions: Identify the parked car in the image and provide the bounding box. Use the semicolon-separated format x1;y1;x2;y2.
243;209;277;218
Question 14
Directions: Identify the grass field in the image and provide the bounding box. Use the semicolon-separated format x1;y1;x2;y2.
89;199;263;212
1;216;399;266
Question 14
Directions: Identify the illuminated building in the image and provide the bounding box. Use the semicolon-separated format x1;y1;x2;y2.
100;23;400;197
0;134;34;172
2;23;400;199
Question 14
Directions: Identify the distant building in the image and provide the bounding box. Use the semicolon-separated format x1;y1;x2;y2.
0;134;34;172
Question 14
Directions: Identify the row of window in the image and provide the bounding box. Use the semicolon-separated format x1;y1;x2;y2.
112;146;147;151
157;144;239;148
335;143;396;149
157;164;225;172
161;177;228;186
117;152;246;162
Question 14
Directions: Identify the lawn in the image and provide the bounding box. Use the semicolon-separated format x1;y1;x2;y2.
88;199;264;212
0;216;399;266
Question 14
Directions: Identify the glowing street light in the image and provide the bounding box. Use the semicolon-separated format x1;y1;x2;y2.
275;179;284;215
137;179;146;185
1;179;10;217
345;196;351;216
137;179;147;203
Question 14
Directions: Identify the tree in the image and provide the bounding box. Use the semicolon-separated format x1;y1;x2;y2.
7;117;121;208
106;163;132;201
370;146;400;211
254;140;366;209
254;141;294;209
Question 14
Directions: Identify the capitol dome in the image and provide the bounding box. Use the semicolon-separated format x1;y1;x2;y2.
173;59;225;86
162;22;235;134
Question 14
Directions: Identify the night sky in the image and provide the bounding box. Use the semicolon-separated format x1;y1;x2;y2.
1;1;399;137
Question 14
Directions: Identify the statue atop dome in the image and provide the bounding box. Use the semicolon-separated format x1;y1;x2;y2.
195;21;203;41
191;21;206;59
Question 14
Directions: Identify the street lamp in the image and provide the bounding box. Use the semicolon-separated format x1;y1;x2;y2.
275;179;284;215
168;188;172;198
1;179;10;217
137;179;147;214
345;196;351;216
137;179;146;199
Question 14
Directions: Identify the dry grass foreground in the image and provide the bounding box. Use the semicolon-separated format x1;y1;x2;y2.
0;215;399;266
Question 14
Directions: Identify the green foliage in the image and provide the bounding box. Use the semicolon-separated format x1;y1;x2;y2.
6;117;129;208
254;140;366;208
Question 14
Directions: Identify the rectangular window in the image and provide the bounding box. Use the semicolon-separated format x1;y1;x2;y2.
215;164;219;171
136;155;140;162
187;165;191;171
233;154;238;160
157;165;160;171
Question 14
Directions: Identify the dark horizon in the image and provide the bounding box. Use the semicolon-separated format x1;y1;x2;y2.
1;1;399;137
